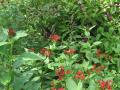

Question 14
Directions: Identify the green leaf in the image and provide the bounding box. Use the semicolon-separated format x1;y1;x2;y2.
66;78;77;90
13;71;33;90
85;31;90;37
77;81;83;90
24;82;40;90
91;41;102;47
88;80;96;90
82;61;89;70
0;42;8;46
0;28;8;42
13;31;27;40
81;42;91;49
86;51;93;60
14;52;44;68
0;69;11;86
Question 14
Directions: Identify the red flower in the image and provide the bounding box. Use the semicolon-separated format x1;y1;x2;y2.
50;34;60;42
77;70;83;75
91;64;96;71
51;87;56;90
95;69;101;73
65;70;71;74
58;76;63;80
79;74;85;80
29;48;35;52
56;66;65;80
74;70;85;80
64;49;76;54
98;80;112;90
95;65;106;73
106;80;112;90
99;65;106;70
96;49;102;57
98;80;106;90
58;88;65;90
40;48;51;57
8;28;16;37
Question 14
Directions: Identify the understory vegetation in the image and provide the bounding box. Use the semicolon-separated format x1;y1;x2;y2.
0;0;120;90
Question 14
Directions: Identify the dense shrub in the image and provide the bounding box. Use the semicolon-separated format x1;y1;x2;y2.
0;0;120;90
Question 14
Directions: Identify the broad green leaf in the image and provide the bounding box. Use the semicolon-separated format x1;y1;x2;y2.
24;82;40;90
77;81;83;90
14;52;44;68
81;43;91;49
85;31;90;37
0;28;8;42
0;42;8;46
66;78;77;90
86;51;93;60
82;61;89;70
88;80;96;90
91;41;102;47
32;76;40;82
13;31;27;40
0;69;11;86
48;63;54;70
13;71;33;90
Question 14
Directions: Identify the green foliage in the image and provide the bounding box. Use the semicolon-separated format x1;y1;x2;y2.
0;0;120;90
66;78;83;90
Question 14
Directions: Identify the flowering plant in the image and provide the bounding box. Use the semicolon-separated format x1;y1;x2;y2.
0;0;120;90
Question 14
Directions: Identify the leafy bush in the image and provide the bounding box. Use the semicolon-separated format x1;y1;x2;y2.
0;0;120;90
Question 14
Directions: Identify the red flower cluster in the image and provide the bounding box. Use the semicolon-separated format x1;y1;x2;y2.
56;66;65;80
65;70;71;74
58;88;65;90
8;28;16;37
56;66;72;80
50;34;60;42
74;70;85;80
51;87;65;90
40;48;51;57
98;80;112;90
91;64;106;73
64;49;76;54
96;49;112;60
